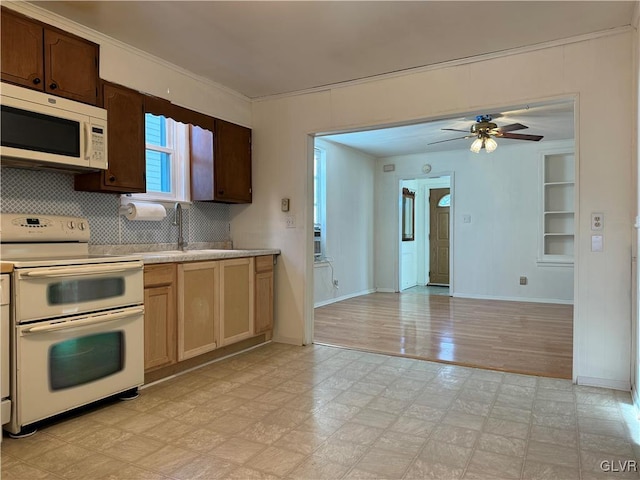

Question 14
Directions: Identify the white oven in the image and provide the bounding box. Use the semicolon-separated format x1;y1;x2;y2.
15;261;143;322
1;214;144;437
15;306;143;428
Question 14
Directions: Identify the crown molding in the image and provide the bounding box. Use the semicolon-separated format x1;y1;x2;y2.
254;25;634;103
8;1;250;103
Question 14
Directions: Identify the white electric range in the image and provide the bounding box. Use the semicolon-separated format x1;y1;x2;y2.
0;213;144;437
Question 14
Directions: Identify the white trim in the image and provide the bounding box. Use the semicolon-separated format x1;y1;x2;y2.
576;376;631;392
376;288;396;293
453;293;573;305
254;26;633;102
633;385;640;416
314;289;376;308
4;1;251;105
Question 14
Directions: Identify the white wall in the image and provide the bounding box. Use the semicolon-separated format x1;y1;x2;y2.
313;139;376;306
235;31;634;388
10;2;251;127
377;140;574;304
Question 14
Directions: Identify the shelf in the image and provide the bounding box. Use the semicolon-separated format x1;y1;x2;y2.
541;151;575;262
544;153;575;183
544;181;575;187
544;235;574;256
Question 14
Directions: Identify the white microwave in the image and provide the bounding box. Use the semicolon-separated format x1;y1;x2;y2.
0;83;107;171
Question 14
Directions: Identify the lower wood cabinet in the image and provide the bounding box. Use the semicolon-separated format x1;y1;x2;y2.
144;255;274;375
143;264;176;371
220;258;254;346
254;255;274;335
178;261;220;360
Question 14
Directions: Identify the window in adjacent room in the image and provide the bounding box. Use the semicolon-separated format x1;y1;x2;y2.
314;146;326;261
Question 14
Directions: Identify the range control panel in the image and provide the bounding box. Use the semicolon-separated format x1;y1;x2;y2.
0;214;90;242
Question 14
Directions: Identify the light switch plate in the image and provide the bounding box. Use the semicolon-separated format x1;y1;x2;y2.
591;234;603;252
281;198;290;212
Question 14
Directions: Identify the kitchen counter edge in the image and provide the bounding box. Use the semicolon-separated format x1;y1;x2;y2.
139;249;281;264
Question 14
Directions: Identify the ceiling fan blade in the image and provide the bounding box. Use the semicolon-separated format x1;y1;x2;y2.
494;123;528;133
442;128;470;133
428;135;473;145
498;132;544;141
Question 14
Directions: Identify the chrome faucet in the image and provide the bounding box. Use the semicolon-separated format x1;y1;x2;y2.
173;202;186;251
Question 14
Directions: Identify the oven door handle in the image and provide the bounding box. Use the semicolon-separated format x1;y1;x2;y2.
21;262;143;278
22;307;145;334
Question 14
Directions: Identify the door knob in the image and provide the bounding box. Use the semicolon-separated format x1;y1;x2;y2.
49;83;58;90
33;78;41;85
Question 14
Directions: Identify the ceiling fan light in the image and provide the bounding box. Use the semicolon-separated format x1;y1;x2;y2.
485;137;498;153
470;137;483;153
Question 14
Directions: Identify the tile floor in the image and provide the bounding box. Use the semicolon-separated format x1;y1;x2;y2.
2;343;639;479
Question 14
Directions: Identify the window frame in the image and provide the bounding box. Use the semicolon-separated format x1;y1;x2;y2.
314;146;327;261
130;115;191;204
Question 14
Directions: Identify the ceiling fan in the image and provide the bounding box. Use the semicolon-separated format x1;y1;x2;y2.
429;114;544;153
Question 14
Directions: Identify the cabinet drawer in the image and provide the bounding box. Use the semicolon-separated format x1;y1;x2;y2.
144;263;176;287
255;255;273;273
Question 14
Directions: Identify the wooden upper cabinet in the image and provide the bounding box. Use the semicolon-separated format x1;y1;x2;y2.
190;120;252;204
215;119;252;203
190;125;215;201
44;29;98;105
1;9;43;90
0;8;99;106
75;82;146;193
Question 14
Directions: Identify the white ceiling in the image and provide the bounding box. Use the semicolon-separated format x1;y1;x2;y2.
29;1;630;156
32;1;636;99
321;101;575;157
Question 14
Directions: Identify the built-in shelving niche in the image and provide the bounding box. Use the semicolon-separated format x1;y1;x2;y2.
540;150;575;264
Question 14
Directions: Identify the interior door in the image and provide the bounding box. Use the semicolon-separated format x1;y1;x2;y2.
429;188;450;285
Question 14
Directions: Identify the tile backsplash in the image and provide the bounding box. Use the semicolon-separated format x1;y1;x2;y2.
0;167;231;245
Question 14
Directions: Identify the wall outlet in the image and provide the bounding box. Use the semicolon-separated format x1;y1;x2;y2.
286;215;295;228
519;276;528;286
333;279;339;288
591;212;604;231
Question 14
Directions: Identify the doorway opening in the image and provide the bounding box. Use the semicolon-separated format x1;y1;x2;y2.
311;98;576;378
399;176;452;293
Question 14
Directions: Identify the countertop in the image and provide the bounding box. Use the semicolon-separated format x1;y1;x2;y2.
0;263;13;274
136;248;281;264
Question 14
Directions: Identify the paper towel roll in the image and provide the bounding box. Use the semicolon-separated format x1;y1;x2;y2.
123;202;167;221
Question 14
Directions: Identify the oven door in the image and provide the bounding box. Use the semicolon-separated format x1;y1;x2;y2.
13;306;144;428
15;261;143;323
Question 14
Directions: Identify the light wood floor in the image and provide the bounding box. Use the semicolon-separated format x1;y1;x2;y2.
314;288;573;379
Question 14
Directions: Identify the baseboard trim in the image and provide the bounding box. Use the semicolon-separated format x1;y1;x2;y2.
453;293;573;305
576;376;630;391
376;288;396;293
314;289;376;308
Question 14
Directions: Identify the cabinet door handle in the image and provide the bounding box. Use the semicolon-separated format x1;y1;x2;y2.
49;83;58;90
33;78;41;85
218;190;224;195
109;175;116;182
